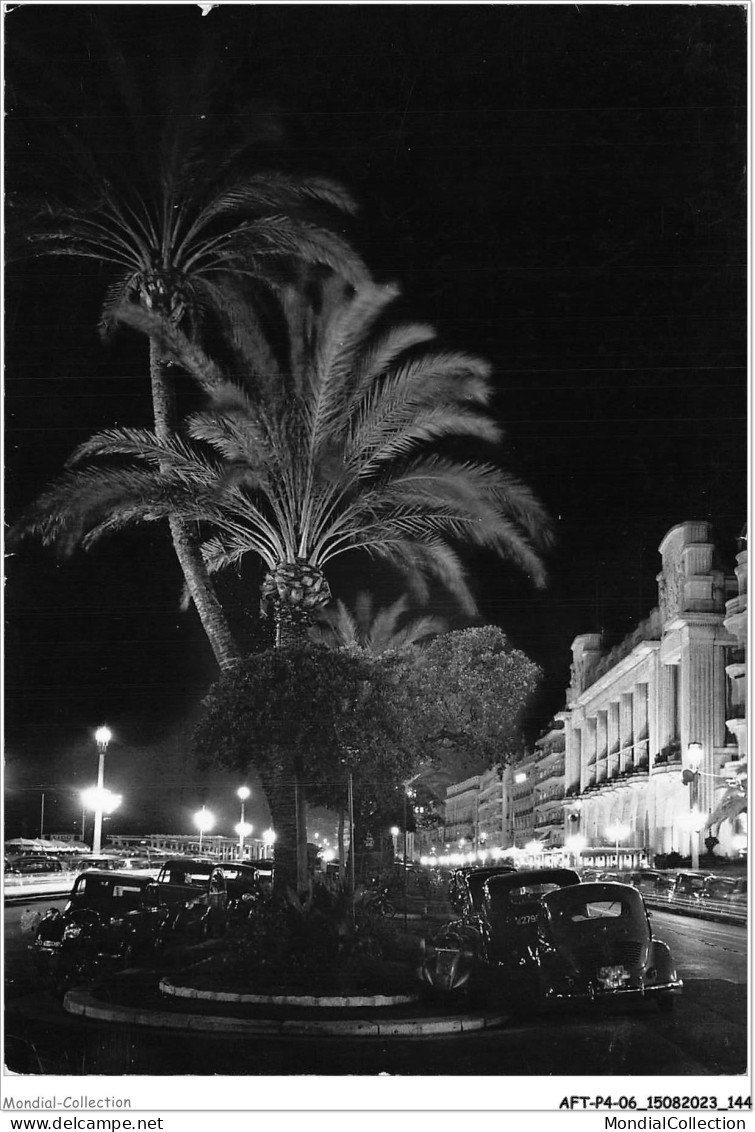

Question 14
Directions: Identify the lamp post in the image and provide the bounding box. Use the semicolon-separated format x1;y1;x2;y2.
262;828;276;859
92;726;111;854
82;785;121;851
683;742;704;870
236;787;251;858
194;806;215;852
685;808;706;871
606;821;630;868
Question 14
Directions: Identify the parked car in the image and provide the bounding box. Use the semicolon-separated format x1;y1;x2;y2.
625;869;667;897
30;869;157;988
72;854;160;875
448;864;517;915
420;867;579;997
535;880;683;1013
147;857;228;939
221;862;272;922
700;876;747;910
663;871;716;905
7;855;65;876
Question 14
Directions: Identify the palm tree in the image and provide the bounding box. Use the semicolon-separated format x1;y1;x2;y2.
8;26;367;670
16;278;554;888
18;277;553;638
309;593;450;654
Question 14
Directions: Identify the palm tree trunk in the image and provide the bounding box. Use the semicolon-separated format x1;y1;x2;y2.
263;564;334;891
294;765;309;891
259;751;298;894
338;809;346;874
149;336;241;671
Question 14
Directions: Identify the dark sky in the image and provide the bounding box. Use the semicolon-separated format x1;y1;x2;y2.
4;3;748;838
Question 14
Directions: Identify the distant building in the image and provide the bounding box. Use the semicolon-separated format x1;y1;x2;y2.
108;832;272;861
561;520;745;864
510;752;537;850
434;519;746;870
442;775;480;854
532;722;567;852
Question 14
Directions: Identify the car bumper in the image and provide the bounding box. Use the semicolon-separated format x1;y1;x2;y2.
542;977;683;1003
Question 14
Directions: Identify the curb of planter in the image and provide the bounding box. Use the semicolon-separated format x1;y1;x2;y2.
159;977;418;1008
63;987;508;1037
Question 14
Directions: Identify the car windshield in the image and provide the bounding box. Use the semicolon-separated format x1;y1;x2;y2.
160;865;212;886
74;876;146;911
507;882;563;904
566;899;629;922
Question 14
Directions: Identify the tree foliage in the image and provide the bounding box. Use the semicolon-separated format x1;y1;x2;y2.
193;643;414;888
390;625;542;794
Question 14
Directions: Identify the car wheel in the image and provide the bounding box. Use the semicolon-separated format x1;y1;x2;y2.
656;993;675;1014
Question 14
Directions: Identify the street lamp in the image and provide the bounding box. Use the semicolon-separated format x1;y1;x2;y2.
82;785;121;850
606;821;630;867
683;742;704;870
194;806;215;852
92;725;112;854
565;834;587;869
262;828;276;858
685;808;706;869
236;786;251;858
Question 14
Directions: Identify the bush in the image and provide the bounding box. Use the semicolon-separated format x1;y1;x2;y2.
190;881;413;995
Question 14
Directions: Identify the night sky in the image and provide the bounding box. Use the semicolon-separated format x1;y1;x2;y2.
3;3;748;840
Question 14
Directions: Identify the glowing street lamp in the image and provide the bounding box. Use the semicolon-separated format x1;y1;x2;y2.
82;785;121;850
236;786;251;858
683;742;705;869
262;828;276;858
194;806;215;851
606;821;630;866
92;725;112;854
565;834;587;868
685;808;706;870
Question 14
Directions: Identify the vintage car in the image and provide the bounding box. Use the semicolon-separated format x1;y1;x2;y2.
7;854;66;877
535;880;683;1012
30;869;157;987
662;871;716;906
448;864;517;915
700;875;747;913
419;867;579;997
624;869;668;898
221;861;272;922
146;857;228;939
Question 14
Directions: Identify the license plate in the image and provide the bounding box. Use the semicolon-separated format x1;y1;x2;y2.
598;964;629;989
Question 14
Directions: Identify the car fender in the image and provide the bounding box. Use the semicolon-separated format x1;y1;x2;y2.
649;937;675;981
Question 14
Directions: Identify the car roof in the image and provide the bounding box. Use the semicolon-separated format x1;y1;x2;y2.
72;869;153;889
542;880;641;906
485;868;580;891
159;857;217;868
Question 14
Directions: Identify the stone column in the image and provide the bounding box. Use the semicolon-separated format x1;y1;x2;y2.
584;717;597;786
596;710;608;781
658;663;679;752
607;701;620;777
619;692;634;772
680;622;720;815
633;683;649;766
